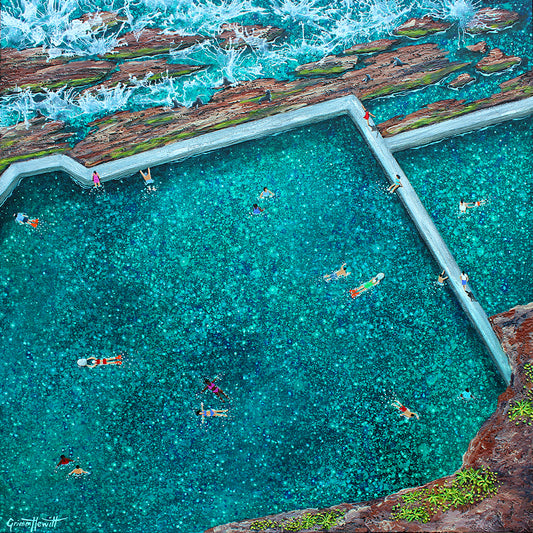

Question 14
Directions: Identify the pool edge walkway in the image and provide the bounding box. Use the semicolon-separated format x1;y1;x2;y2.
2;95;529;383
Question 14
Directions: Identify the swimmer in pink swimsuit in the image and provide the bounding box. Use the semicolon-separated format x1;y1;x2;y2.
201;377;230;402
77;354;123;369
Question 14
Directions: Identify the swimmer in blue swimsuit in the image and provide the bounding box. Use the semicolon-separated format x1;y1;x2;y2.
196;402;228;424
259;187;275;199
140;168;156;191
437;270;448;286
251;204;264;215
324;263;351;282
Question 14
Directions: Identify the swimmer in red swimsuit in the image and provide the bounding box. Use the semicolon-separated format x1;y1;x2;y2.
77;354;123;369
55;455;74;470
201;378;229;402
391;400;419;420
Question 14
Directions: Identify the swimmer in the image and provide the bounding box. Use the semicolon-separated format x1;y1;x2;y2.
77;354;123;368
459;388;475;401
13;213;39;228
349;273;384;298
68;465;90;477
391;400;419;420
251;204;264;215
323;263;351;282
387;174;402;194
196;402;228;424
459;199;484;213
92;171;102;188
460;271;469;292
258;187;275;199
201;378;230;402
55;455;74;470
140;168;156;190
437;270;448;286
362;106;375;125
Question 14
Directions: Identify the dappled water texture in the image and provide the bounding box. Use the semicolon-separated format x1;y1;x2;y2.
396;116;533;315
0;117;502;532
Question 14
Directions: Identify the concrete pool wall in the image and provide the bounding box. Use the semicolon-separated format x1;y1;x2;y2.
1;96;530;383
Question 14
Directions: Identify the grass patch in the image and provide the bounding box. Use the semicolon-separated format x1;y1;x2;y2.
250;510;344;531
391;467;499;523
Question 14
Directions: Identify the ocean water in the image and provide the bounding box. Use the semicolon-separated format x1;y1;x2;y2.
1;0;532;127
0;116;504;532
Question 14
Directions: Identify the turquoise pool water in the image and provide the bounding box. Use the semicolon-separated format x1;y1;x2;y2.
396;116;533;315
0;116;503;532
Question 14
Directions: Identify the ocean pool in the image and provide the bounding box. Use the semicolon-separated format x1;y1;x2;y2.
0;116;504;533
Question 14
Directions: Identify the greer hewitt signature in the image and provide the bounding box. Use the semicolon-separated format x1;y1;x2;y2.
6;516;67;532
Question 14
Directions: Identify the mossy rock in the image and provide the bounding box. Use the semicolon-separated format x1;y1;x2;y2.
0;147;68;173
476;59;521;74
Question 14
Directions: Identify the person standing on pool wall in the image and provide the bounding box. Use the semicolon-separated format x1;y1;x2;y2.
460;271;469;292
92;171;103;189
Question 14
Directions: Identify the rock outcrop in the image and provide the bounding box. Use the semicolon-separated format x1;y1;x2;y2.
205;303;533;533
65;42;468;166
216;23;286;49
466;41;488;54
343;39;400;55
476;48;522;74
448;73;475;89
378;70;532;137
295;55;358;77
466;8;520;34
393;16;451;38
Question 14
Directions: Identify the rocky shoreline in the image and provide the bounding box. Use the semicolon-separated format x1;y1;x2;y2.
206;303;533;533
1;8;530;173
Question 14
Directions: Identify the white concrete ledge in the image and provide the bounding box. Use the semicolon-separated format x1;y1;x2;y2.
385;97;533;153
1;94;524;383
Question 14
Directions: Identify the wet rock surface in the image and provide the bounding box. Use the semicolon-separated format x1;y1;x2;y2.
343;39;400;55
0;117;75;172
295;54;358;77
466;8;520;34
378;70;533;137
393;16;451;38
205;303;533;533
66;42;468;166
215;23;286;49
448;73;475;89
466;41;488;54
476;48;522;74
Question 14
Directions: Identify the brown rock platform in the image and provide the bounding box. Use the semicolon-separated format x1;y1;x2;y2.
378;70;533;137
205;303;533;533
393;16;451;38
476;48;522;75
466;8;520;34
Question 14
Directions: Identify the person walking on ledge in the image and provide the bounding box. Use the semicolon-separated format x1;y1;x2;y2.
362;106;375;126
460;271;469;292
387;174;402;194
391;400;419;420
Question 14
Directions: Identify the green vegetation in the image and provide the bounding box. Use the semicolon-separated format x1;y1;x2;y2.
296;66;352;77
391;467;499;523
250;510;344;531
0;148;68;173
477;59;521;74
508;363;533;425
